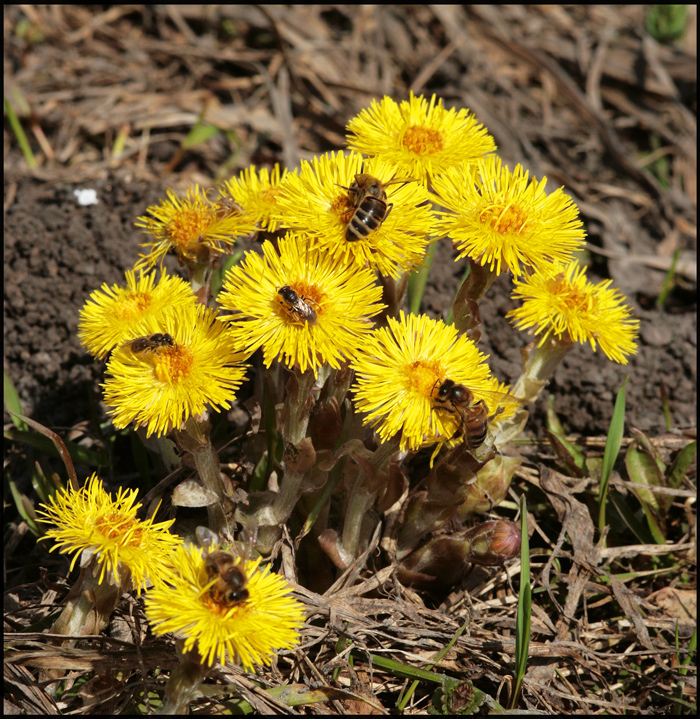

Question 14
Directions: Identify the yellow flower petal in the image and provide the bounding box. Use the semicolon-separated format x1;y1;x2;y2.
352;312;508;452
145;543;304;669
346;92;496;184
219;234;385;374
507;260;639;364
36;474;181;594
78;269;196;359
103;303;247;436
431;156;586;277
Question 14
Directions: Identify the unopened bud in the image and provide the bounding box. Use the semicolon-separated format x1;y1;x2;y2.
464;520;521;566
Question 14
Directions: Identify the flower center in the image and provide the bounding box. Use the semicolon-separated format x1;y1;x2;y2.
401;125;444;155
115;291;153;320
154;345;194;384
166;207;210;253
261;187;280;206
548;275;593;312
480;203;530;236
331;192;357;225
405;360;442;396
96;510;140;543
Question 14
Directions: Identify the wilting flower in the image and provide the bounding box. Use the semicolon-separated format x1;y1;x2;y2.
103;303;247;436
135;185;257;269
218;163;288;232
346;92;496;184
272;150;434;278
218;234;384;374
507;260;639;364
36;473;180;594
352;312;513;452
78;269;196;360
145;542;304;669
431;156;586;277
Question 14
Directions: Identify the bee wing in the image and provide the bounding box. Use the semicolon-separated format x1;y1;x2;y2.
473;389;524;408
196;526;220;551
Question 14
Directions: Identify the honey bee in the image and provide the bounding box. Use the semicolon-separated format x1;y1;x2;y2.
277;285;318;325
127;332;176;355
214;194;244;220
339;173;412;242
196;526;250;609
432;379;519;450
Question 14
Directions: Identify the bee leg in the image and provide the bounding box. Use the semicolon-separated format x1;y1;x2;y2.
384;203;394;221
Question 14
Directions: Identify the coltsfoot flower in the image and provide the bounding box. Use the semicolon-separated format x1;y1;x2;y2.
218;234;385;374
219;163;288;232
346;92;496;184
103;303;247;436
507;260;639;364
78;269;196;360
36;473;181;594
352;312;513;452
431;156;586;277
145;542;304;669
272;150;434;278
135;185;258;269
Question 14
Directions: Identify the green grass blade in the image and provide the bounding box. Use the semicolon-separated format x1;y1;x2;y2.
510;494;531;709
397;618;468;711
407;241;437;315
598;375;628;536
4;371;27;430
656;250;681;309
4;95;37;168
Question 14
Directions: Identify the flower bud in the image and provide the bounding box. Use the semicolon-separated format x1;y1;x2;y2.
464;520;521;566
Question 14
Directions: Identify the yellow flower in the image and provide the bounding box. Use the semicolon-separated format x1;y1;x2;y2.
431;156;586;277
145;543;304;669
507;260;639;364
103;303;247;437
273;150;434;278
135;185;258;269
219;164;288;232
352;312;511;452
218;234;385;374
78;269;196;360
346;92;496;184
36;474;180;594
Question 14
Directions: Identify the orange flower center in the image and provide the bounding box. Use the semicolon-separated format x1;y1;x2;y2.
260;187;280;205
154;345;194;384
547;275;594;312
331;192;357;224
115;291;153;320
406;360;442;396
401;125;444;155
166;207;211;254
96;510;141;544
480;203;530;236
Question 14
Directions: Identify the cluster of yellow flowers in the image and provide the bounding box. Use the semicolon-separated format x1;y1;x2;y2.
48;92;640;680
78;92;638;451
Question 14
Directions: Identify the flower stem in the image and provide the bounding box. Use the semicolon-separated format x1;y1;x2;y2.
451;259;498;339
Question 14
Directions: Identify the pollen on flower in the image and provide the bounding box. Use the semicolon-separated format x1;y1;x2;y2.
401;125;444;155
406;360;442;396
153;344;194;383
480;203;531;236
